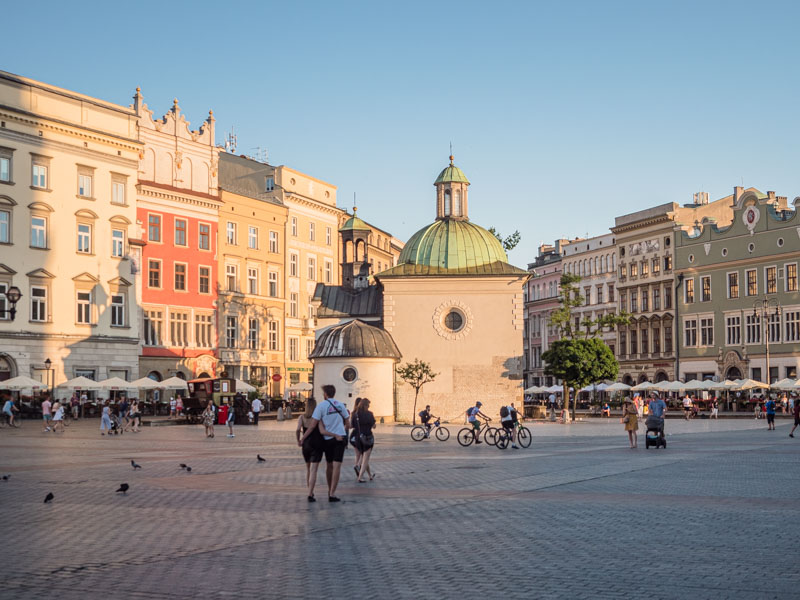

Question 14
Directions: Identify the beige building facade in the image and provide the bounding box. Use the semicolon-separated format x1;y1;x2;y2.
217;153;288;392
0;70;142;387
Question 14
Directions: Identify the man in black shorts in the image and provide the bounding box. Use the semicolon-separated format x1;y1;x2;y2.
418;405;438;438
300;384;350;502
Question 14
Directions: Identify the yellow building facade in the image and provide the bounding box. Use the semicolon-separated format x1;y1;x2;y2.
218;153;288;393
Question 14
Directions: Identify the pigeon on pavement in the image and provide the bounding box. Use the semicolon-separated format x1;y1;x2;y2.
179;464;187;469
185;466;192;472
257;454;266;462
131;460;142;469
116;483;129;494
1;475;9;481
44;492;54;503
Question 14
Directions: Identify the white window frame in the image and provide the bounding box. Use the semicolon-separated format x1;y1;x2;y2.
307;256;316;281
76;290;92;325
727;271;739;299
268;320;279;351
226;316;238;348
32;163;48;189
684;277;695;304
700;276;711;302
288;337;299;362
784;309;800;343
29;285;48;322
78;172;93;198
111;178;126;205
111;228;125;258
248;226;258;249
269;230;279;253
291;217;297;237
77;222;92;254
725;312;741;346
248;318;259;350
765;265;778;295
31;215;47;249
110;293;125;327
247;266;259;295
699;315;714;347
268;271;278;297
143;308;164;346
324;260;332;284
226;263;238;292
226;221;237;245
309;222;315;241
745;313;761;345
326;227;331;246
289;252;298;278
290;292;298;318
0;209;10;244
683;317;698;347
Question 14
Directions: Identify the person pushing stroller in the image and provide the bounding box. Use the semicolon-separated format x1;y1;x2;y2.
645;394;667;449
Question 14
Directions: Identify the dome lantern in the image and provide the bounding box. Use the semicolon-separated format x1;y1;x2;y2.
434;155;470;221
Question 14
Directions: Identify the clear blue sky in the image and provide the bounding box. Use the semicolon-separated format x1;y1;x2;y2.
5;0;799;265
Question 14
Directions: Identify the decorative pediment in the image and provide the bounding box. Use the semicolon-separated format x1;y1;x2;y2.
26;268;55;279
28;201;54;213
0;263;17;275
107;276;131;287
71;272;99;283
109;215;131;225
0;195;17;207
75;209;99;220
134;92;215;145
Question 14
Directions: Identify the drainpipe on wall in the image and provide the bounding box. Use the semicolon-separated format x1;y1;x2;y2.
674;273;684;380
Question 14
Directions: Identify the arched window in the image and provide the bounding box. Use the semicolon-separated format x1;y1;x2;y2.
453;190;462;216
443;190;451;216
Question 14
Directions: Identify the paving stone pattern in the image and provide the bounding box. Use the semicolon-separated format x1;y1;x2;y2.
0;418;798;599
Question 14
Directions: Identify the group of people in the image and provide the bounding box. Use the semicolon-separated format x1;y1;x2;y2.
99;397;142;435
622;394;667;448
295;385;376;503
464;400;523;447
200;398;237;439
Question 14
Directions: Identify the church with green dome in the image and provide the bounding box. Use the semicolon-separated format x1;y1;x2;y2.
312;156;527;421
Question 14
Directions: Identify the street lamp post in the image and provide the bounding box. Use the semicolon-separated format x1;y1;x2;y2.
753;296;781;385
44;358;53;394
0;286;22;320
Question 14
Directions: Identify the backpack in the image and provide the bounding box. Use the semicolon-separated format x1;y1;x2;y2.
500;406;509;418
418;410;426;418
466;408;472;417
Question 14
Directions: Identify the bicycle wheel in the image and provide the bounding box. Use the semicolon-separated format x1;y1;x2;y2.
484;427;499;446
495;429;510;449
457;428;475;446
435;426;450;441
517;426;532;448
410;426;426;442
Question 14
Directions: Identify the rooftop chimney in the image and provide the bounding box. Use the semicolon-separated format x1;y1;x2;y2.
693;191;709;205
733;186;744;203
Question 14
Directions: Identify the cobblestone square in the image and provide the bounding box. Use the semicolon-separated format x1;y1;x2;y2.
1;417;798;599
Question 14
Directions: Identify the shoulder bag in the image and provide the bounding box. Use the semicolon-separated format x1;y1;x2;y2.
357;411;374;447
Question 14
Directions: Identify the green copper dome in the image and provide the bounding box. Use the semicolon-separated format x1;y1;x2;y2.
434;158;470;185
339;208;370;232
397;218;508;269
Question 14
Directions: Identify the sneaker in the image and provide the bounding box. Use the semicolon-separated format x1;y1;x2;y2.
475;440;482;444
328;496;341;503
790;433;794;438
512;445;519;449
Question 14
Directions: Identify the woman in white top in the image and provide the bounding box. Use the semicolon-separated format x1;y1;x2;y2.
100;403;113;435
51;402;65;433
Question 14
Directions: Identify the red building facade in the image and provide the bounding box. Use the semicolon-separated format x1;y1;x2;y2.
134;92;222;381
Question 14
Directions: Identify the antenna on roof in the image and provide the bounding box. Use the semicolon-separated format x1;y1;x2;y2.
251;147;268;163
224;128;237;154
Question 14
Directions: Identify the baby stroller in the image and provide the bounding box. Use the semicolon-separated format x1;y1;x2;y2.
644;415;666;449
109;413;122;435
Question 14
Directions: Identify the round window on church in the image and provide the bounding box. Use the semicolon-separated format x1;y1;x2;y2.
443;309;465;332
342;366;358;383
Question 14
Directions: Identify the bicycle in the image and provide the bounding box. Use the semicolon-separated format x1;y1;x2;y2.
495;420;532;449
411;419;450;441
457;418;498;446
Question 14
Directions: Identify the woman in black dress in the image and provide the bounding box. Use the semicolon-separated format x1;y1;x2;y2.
296;397;324;501
353;398;376;482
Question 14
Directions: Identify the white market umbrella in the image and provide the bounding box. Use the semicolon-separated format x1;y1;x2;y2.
631;381;657;392
771;378;797;391
235;379;256;393
710;379;737;391
160;377;189;390
524;385;545;394
91;377;135;391
655;380;688;392
683;379;709;391
732;379;770;391
288;381;312;392
130;377;162;390
605;382;632;392
57;376;96;390
545;385;564;394
1;375;46;390
580;382;609;392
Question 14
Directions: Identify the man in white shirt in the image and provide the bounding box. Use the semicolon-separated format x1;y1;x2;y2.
500;404;519;449
251;397;263;426
300;384;350;502
682;394;692;420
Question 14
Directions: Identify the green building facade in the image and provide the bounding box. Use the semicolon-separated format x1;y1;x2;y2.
675;189;800;383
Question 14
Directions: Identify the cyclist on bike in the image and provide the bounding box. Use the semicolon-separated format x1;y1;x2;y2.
2;394;19;427
467;401;489;444
500;403;520;449
418;405;439;438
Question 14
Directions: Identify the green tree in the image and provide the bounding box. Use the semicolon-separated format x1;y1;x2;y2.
396;359;438;424
542;273;629;421
488;227;521;252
